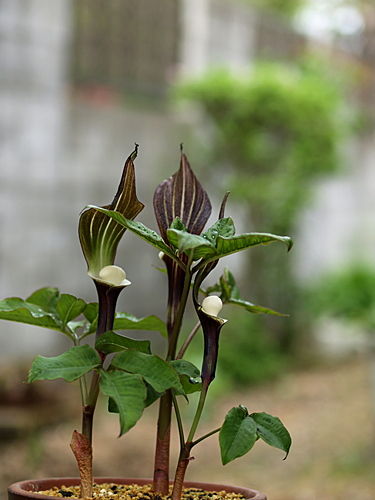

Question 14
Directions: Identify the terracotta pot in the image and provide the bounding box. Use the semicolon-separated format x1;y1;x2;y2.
8;477;266;500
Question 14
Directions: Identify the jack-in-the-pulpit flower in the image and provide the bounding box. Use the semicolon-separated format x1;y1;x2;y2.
193;281;227;388
79;145;144;288
152;149;212;494
78;146;143;344
153;148;211;343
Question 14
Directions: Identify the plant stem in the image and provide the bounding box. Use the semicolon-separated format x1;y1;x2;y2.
171;391;185;453
171;442;192;500
187;379;209;443
171;380;210;500
73;335;88;407
154;254;194;494
153;391;172;495
176;321;201;360
167;254;194;360
191;427;221;447
81;370;101;442
80;282;122;443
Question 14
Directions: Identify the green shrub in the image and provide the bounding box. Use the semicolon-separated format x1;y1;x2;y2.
176;60;349;354
307;264;375;330
177;62;345;233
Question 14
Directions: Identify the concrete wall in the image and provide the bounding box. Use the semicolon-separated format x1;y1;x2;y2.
0;0;190;360
1;0;375;362
0;0;73;358
296;133;375;281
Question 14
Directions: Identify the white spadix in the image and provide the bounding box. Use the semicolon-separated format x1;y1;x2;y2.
98;265;131;287
201;296;223;317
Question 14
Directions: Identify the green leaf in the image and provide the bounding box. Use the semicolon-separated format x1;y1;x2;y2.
83;302;99;323
83;302;99;335
167;218;186;252
57;294;87;329
109;388;161;413
86;208;179;264
170;359;200;378
170;217;187;232
100;370;146;435
0;297;65;334
95;331;151;355
110;350;184;395
26;287;60;314
204;282;222;296
202;218;236;245
167;229;216;260
114;312;167;338
204;268;286;315
219;406;258;465
178;374;202;394
220;268;242;301
214;232;293;260
28;345;102;383
228;298;287;316
251;412;292;457
144;382;165;407
170;359;202;394
108;397;119;413
67;320;87;334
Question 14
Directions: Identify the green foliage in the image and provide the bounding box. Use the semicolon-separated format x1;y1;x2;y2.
28;345;102;383
251;411;292;456
306;264;375;329
93;207;293;266
177;62;345;233
176;59;348;358
100;370;147;436
205;267;287;316
219;406;258;465
0;287;167;341
244;0;303;16
86;207;182;268
109;350;185;395
95;331;151;355
170;360;202;394
113;313;167;339
219;405;291;465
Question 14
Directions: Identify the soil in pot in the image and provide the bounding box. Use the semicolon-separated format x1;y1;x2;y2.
8;478;266;500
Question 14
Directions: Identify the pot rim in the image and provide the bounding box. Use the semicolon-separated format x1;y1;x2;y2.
8;477;266;500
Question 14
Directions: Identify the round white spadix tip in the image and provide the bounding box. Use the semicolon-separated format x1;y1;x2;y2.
158;251;165;260
201;296;223;317
98;265;130;286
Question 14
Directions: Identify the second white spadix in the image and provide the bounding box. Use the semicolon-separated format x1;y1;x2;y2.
201;296;223;317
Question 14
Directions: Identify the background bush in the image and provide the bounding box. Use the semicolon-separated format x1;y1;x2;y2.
176;60;350;382
307;264;375;330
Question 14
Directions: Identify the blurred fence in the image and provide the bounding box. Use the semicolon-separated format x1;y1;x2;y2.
70;0;307;94
71;0;180;96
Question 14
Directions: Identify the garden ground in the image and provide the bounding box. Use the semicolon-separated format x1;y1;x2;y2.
1;356;374;500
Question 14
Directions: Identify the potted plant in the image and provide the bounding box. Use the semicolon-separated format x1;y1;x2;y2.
2;145;292;500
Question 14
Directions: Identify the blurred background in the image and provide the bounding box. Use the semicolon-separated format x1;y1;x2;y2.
1;0;375;499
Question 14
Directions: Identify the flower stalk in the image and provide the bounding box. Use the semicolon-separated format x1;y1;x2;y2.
152;150;212;494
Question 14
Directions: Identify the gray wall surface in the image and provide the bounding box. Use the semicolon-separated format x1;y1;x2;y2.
1;0;375;362
0;0;190;360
